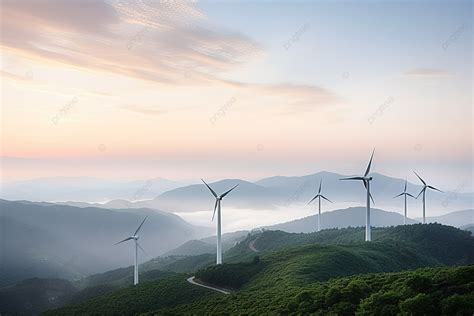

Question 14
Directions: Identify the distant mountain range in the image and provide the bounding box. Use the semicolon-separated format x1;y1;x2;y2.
0;177;184;202
0;200;211;287
264;207;419;233
265;207;473;233
421;209;474;227
125;179;278;212
37;172;472;216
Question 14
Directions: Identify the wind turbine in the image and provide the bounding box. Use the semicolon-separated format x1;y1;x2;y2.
413;172;442;224
115;216;148;285
201;179;239;265
307;178;333;232
393;179;416;224
340;149;375;242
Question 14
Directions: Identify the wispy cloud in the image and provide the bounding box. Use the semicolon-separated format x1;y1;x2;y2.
0;70;33;82
119;104;167;116
404;68;451;77
0;0;262;87
248;83;342;115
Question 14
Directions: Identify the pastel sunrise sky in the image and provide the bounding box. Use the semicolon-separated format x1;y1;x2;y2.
1;0;472;191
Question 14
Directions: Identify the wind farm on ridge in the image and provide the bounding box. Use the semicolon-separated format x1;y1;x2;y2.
121;148;445;277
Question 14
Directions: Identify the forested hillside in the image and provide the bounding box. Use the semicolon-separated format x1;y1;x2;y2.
46;224;474;315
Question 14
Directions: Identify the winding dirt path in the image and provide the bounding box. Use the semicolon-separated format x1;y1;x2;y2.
186;276;230;295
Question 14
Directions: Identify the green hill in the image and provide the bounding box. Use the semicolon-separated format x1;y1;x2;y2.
75;266;175;290
47;224;474;315
163;240;216;256
161;265;474;315
226;223;474;264
163;230;249;257
0;278;77;315
0;268;175;315
43;274;215;315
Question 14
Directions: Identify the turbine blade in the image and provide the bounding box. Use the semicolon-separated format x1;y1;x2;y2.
134;216;148;236
211;199;218;221
115;236;133;245
318;178;322;194
320;195;333;203
307;194;319;205
404;178;407;192
137;242;149;257
413;171;426;185
340;176;364;181
406;193;417;199
220;184;239;198
201;179;218;198
369;192;375;205
393;192;404;198
427;185;443;193
364;148;375;177
416;187;426;199
358;179;375;204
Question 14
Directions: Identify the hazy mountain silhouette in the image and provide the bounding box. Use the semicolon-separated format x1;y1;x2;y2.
0;199;211;286
255;171;473;214
264;207;419;233
110;179;278;212
68;171;473;215
421;209;474;227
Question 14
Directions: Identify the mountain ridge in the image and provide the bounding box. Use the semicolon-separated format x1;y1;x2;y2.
48;171;472;216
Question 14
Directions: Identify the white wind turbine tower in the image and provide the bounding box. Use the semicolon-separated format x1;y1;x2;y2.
413;171;443;224
307;178;333;232
202;179;239;265
115;216;148;285
340;149;375;242
393;179;417;224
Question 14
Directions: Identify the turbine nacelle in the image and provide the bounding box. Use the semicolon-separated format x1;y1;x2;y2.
307;179;333;205
201;179;239;221
393;179;417;199
413;171;443;224
413;171;443;198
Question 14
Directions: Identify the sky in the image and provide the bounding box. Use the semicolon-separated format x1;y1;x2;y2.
1;0;473;192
